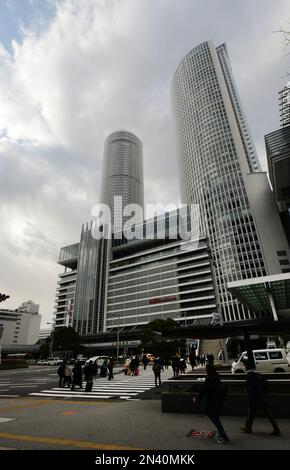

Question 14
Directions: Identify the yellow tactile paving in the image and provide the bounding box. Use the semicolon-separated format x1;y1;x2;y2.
0;432;143;450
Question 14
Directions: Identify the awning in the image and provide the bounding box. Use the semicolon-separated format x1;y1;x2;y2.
228;273;290;321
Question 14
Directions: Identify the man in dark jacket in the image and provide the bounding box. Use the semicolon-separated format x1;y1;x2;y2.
83;361;93;391
71;361;83;391
240;361;281;435
108;357;114;381
194;364;230;444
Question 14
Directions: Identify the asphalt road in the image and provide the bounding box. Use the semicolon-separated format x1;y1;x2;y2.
0;365;59;397
0;397;289;450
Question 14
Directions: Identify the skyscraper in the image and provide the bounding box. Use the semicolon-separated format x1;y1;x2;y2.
265;84;290;247
171;40;290;323
100;131;144;232
279;83;290;128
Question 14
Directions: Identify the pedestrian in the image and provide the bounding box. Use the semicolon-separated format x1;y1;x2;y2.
130;355;139;376
193;364;230;444
83;360;93;392
100;359;108;378
71;360;83;391
108;357;114;381
142;354;149;370
164;356;170;370
153;357;162;387
189;351;197;371
240;360;281;435
91;360;99;383
57;361;66;387
123;358;130;375
172;354;180;378
64;361;73;387
179;356;186;374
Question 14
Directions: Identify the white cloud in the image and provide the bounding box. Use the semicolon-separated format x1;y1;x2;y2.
0;0;289;325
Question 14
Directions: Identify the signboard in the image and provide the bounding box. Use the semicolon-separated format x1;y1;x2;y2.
149;295;177;305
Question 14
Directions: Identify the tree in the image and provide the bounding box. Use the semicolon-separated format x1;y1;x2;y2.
39;337;50;358
140;319;185;356
51;327;83;357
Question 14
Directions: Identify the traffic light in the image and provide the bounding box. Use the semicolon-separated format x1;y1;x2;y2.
0;293;10;302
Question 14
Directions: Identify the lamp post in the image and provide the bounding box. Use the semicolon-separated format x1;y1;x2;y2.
116;324;120;363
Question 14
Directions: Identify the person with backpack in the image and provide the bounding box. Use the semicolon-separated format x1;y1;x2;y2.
193;364;230;444
240;361;281;435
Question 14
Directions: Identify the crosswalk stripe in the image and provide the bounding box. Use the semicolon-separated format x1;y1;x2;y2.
38;390;139;396
28;369;174;400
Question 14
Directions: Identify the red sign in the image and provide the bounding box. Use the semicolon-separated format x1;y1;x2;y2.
149;295;177;305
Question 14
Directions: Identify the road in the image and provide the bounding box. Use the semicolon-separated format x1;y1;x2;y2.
0;366;58;398
0;396;289;450
0;365;173;400
0;366;289;451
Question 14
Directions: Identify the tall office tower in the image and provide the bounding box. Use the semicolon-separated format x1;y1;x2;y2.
279;83;290;128
265;84;290;247
100;131;144;233
171;40;290;323
216;44;261;172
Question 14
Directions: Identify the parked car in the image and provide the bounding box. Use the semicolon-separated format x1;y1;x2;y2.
231;348;290;374
85;356;109;366
46;357;62;366
37;359;48;366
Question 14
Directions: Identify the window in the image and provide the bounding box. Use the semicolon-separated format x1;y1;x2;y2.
269;351;283;360
254;352;268;360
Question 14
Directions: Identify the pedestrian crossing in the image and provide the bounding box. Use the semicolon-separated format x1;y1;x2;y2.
29;367;174;400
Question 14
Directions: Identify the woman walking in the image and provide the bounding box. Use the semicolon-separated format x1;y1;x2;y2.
193;364;230;444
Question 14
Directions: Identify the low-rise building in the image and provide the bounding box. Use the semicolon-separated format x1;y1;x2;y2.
0;308;41;346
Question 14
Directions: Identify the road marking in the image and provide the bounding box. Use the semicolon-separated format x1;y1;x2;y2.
0;418;14;422
0;399;59;413
0;433;144;450
0;398;111;413
30;393;113;399
0;395;19;398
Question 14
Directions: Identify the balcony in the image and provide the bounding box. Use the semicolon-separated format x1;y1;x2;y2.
58;243;79;269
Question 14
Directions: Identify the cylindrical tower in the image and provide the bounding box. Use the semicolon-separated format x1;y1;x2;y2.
171;40;267;322
100;130;144;232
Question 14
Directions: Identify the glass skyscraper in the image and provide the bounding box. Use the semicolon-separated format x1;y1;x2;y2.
100;131;144;232
171;40;273;322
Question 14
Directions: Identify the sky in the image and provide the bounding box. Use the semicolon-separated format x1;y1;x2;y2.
0;0;289;328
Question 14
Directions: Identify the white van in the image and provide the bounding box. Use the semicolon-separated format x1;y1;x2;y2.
231;349;290;374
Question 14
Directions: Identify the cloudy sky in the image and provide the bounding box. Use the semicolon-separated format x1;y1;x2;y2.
0;0;289;327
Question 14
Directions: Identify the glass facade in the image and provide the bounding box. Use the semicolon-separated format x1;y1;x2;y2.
100;131;144;232
72;224;110;335
106;236;216;330
171;40;267;322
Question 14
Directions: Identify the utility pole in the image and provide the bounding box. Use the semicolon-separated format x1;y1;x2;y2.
116;312;120;362
207;243;229;364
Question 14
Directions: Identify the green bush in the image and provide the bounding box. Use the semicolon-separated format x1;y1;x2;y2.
0;359;29;370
